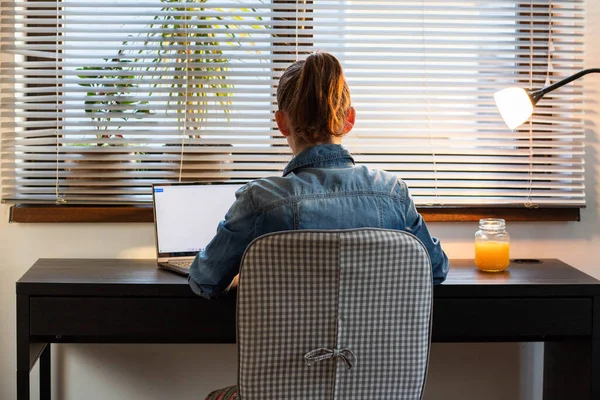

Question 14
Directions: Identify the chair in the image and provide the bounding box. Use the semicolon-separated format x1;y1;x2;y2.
205;228;433;400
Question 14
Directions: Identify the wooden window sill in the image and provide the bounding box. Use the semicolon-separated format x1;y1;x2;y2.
8;204;580;223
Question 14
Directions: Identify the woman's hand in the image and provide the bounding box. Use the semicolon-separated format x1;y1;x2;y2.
226;274;239;291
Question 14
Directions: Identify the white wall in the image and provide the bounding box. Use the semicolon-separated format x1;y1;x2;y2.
1;2;599;399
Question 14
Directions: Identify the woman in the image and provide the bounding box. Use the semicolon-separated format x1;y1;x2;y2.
189;52;448;299
195;51;449;400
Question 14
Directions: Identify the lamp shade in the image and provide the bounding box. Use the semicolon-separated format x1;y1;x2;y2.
493;87;534;130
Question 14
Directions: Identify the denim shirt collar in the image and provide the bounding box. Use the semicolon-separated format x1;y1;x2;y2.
282;144;356;176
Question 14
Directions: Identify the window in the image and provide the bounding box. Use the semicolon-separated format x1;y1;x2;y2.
1;0;584;220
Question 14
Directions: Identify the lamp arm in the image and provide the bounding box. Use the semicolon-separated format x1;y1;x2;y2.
529;68;600;105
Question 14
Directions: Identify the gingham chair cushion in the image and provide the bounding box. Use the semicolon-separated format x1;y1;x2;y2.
236;229;433;400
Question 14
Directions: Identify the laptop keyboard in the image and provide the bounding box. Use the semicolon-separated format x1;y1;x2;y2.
168;261;192;268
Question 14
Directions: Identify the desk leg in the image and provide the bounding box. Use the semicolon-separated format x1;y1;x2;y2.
543;341;591;400
17;370;30;400
16;295;30;400
592;340;600;400
592;297;600;400
40;344;51;400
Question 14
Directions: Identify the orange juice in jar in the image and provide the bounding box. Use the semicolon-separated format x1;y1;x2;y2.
474;219;510;272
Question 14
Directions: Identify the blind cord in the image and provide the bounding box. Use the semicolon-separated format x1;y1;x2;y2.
423;0;441;206
524;0;538;208
545;0;553;87
55;4;65;204
178;0;190;183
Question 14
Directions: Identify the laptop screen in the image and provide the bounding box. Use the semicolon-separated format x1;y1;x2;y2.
153;183;243;258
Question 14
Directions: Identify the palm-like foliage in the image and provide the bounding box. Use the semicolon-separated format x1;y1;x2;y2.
80;0;263;139
77;60;151;145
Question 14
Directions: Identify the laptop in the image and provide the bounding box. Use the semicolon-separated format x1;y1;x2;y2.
152;182;243;276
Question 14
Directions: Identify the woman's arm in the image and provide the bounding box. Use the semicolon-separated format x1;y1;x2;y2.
188;184;257;298
401;186;450;284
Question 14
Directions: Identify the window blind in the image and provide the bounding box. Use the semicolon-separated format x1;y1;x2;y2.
0;0;585;206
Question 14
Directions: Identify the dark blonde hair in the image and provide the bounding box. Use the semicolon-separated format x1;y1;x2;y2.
276;52;351;144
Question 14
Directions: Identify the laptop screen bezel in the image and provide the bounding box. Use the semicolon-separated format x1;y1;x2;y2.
152;181;244;259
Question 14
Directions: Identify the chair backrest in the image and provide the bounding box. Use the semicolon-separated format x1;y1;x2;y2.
237;228;433;400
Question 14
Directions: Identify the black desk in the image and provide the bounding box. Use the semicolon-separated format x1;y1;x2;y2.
16;259;600;400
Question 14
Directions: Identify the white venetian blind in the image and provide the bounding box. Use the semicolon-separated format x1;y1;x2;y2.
0;0;585;206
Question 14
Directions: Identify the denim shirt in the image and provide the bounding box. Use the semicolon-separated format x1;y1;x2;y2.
188;144;449;298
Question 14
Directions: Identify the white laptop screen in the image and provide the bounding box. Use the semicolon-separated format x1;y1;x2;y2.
153;183;242;257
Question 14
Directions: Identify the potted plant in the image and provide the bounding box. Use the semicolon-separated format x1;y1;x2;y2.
77;0;264;181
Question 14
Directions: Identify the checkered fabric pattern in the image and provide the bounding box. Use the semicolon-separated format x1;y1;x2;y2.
335;229;433;399
236;229;433;400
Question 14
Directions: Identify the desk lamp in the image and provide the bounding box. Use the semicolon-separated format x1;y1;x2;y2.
494;68;600;129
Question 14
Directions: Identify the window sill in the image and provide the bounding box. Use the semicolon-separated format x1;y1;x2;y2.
8;204;580;223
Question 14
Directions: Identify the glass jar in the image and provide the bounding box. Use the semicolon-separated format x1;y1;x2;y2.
474;218;510;272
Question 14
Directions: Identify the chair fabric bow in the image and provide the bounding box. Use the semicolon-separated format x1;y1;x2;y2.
304;347;357;370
